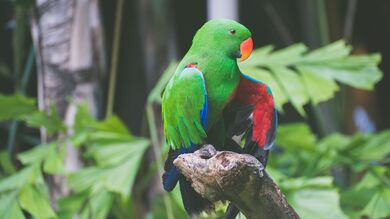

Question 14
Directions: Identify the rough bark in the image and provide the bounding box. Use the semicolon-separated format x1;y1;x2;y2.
30;0;105;208
174;145;300;219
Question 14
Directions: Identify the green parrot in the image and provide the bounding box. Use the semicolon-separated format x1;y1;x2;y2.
162;19;277;217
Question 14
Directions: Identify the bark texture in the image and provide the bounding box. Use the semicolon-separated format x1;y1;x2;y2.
30;0;105;207
174;145;300;219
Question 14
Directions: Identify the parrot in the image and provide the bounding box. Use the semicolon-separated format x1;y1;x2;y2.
161;19;278;217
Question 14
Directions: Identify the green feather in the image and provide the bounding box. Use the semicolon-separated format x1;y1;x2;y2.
162;68;207;149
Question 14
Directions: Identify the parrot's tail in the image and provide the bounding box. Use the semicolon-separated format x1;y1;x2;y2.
162;148;180;191
179;176;213;216
162;166;180;191
223;203;240;219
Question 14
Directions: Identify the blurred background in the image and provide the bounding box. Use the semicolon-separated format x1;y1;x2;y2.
0;0;389;218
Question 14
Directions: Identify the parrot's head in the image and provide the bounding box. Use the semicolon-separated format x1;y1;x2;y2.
192;19;253;62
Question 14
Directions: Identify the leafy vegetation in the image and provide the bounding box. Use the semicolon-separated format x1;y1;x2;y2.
271;123;390;218
0;98;149;218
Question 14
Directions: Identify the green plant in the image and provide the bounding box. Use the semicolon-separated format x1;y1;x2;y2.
0;96;149;218
270;123;390;218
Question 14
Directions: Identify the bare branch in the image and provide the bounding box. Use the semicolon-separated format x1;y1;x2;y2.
174;145;300;219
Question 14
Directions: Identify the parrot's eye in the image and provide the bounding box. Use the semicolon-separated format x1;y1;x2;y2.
229;29;236;35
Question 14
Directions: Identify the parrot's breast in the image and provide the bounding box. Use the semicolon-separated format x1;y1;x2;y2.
202;59;240;128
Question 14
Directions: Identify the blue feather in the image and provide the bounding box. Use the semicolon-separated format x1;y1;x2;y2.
200;92;208;129
242;73;274;95
241;73;262;84
163;143;197;191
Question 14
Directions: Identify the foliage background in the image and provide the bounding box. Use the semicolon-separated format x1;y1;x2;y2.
0;0;390;219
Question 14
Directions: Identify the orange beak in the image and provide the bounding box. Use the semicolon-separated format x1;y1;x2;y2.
239;37;253;62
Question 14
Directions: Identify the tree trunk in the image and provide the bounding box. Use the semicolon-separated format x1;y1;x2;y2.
174;145;300;219
30;0;105;208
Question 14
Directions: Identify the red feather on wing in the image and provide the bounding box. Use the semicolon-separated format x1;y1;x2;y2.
235;75;275;148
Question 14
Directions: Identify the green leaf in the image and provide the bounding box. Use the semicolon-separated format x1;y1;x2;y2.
355;171;381;190
280;176;333;191
93;115;130;135
68;167;107;193
17;142;65;174
276;123;317;151
257;43;307;66
361;188;390;219
70;130;89;148
316;134;352;153
87;131;134;144
0;94;37;121
64;190;113;219
90;138;149;166
43;145;65;174
57;192;88;219
0;165;40;192
0;95;65;133
341;171;382;218
340;186;376;216
70;146;147;197
79;207;90;219
74;104;96;134
18;143;54;165
299;40;351;63
298;66;339;105
18;185;57;219
69;136;148;198
0;150;16;174
271;66;309;116
350;130;390;161
89;190;113;219
289;188;348;219
0;191;25;219
301;61;382;90
103;155;143;198
25;107;65;134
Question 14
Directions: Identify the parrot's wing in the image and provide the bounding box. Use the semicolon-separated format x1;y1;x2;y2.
162;67;212;216
224;73;277;159
162;67;208;150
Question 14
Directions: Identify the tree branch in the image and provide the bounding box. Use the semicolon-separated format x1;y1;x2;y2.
173;145;300;219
